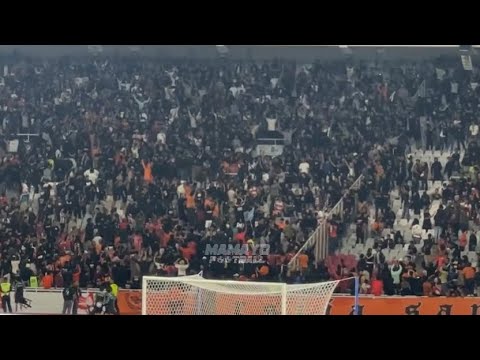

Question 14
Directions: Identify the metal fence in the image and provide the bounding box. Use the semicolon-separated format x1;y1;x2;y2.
288;175;364;272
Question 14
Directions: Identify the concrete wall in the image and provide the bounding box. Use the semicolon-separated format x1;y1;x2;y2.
0;45;464;61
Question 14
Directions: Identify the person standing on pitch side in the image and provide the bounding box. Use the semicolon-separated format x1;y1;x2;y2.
0;276;12;313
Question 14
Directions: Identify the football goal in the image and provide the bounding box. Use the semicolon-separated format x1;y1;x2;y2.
142;276;358;315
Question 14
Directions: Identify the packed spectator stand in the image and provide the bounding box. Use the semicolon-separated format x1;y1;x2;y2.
0;50;479;299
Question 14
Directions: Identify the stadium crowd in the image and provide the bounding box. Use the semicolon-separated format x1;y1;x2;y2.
326;58;480;296
332;174;480;297
0;53;479;298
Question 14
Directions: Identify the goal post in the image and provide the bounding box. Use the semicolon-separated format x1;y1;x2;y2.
142;276;345;315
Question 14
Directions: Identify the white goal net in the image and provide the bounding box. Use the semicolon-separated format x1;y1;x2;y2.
142;276;340;315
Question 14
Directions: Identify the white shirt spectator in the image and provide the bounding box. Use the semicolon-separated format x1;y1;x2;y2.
348;164;355;177
229;84;245;98
266;117;277;131
177;182;186;198
117;79;131;92
43;182;59;197
316;210;325;221
451;82;458;94
412;224;423;239
66;158;77;173
74;77;89;88
262;172;270;182
250;124;260;138
164;86;176;101
390;264;403;285
165;69;178;87
133;94;151;111
194;137;202;147
227;189;236;204
11;260;19;275
93;235;102;246
131;144;139;159
84;169;99;185
248;160;258;172
188;109;197;129
169;106;179;124
175;260;189;276
470;124;479;136
299;161;310;174
156;132;166;145
229;86;239;98
270;78;279;89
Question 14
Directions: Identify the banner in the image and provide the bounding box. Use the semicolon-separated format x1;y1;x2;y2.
255;144;284;157
117;290;142;315
117;291;480;315
13;289;95;314
328;296;480;315
7;139;19;153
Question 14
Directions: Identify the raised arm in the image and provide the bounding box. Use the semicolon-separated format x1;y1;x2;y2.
133;94;141;106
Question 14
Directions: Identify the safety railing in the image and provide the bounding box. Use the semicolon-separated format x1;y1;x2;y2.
288;174;364;272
